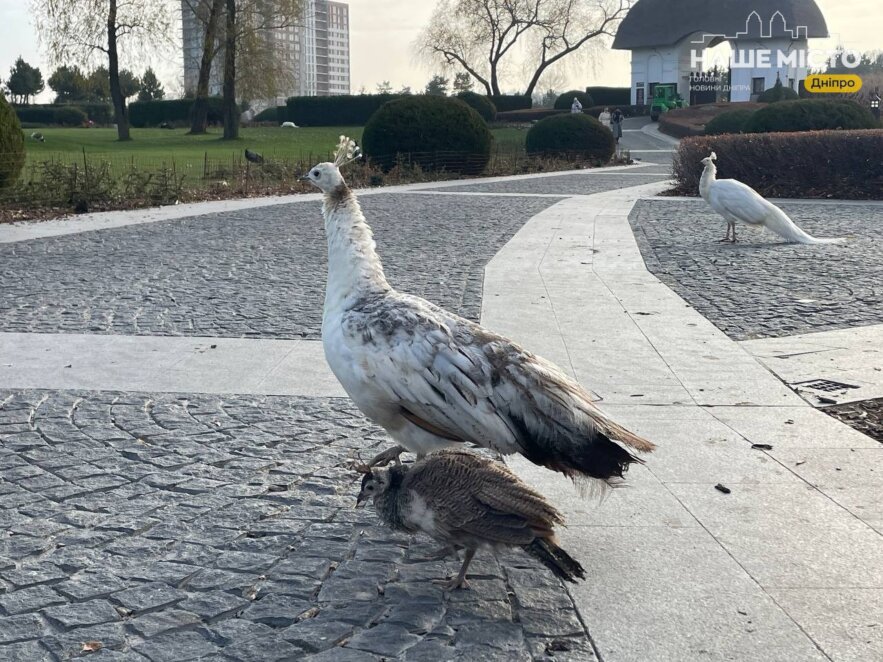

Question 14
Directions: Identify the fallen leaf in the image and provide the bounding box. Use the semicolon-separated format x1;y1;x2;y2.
81;641;102;653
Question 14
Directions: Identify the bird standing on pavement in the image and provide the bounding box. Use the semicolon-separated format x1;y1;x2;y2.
355;450;586;590
301;136;654;489
699;152;843;244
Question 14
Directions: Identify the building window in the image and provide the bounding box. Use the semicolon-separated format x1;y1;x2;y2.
752;77;766;95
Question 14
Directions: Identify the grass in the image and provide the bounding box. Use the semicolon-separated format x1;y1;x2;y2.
20;125;529;170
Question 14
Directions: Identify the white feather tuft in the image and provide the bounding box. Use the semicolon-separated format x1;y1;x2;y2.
333;135;362;168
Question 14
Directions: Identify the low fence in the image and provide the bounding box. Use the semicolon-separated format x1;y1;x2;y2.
0;144;608;218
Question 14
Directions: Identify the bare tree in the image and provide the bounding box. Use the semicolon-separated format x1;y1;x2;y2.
32;0;170;141
419;0;631;97
184;0;306;139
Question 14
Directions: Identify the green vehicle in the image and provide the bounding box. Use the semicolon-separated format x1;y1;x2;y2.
649;84;687;121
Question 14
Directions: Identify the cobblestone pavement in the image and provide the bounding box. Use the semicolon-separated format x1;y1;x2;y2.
0;194;558;341
826;397;883;443
630;198;883;340
0;390;594;661
422;173;668;195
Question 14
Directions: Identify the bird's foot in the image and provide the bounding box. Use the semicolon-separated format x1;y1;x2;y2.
433;576;470;591
368;445;405;467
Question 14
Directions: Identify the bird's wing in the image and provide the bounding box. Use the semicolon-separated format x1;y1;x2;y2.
710;179;774;225
343;292;654;471
401;451;559;545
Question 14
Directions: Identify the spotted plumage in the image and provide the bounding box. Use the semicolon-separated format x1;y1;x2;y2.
356;450;585;590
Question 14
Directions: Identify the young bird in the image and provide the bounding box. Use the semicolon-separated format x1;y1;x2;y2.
355;450;586;590
302;136;654;490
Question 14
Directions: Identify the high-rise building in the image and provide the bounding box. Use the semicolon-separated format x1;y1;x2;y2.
181;0;350;102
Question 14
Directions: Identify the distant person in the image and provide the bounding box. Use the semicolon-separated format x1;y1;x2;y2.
598;107;611;126
570;97;583;114
611;108;624;143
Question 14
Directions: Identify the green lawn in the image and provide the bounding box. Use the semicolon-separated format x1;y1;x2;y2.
21;125;529;171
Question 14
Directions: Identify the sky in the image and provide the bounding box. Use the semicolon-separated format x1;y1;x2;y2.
1;0;880;103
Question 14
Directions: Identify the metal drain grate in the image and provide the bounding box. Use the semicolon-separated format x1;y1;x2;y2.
792;379;860;393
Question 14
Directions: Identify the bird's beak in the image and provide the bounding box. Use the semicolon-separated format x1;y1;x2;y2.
298;174;310;182
355;490;369;508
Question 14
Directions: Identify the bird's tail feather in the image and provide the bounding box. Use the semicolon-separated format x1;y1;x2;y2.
524;538;586;583
763;205;844;245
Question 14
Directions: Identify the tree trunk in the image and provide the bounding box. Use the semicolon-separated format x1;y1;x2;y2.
107;0;131;141
190;0;224;135
221;0;238;140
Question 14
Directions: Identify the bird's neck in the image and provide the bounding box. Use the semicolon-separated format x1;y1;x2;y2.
322;184;390;313
699;163;717;199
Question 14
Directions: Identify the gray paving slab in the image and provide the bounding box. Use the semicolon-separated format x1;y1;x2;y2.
630;198;883;340
422;172;669;195
0;389;591;660
0;194;559;340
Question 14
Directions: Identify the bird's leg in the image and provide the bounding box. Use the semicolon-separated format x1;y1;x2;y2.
368;445;405;467
719;224;731;243
417;544;461;562
434;548;476;591
730;223;737;243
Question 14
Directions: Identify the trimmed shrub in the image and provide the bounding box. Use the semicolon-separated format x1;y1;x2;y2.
745;99;878;133
490;95;532;112
362;96;492;174
586;104;649;118
757;79;799;103
14;103;112;126
0;93;26;190
554;90;594;111
286;94;402;126
54;106;88;127
704;109;756;135
129;98;230;128
496;108;567;123
254;106;284;122
525;113;615;162
586;86;630;107
456;91;496;122
674;130;883;199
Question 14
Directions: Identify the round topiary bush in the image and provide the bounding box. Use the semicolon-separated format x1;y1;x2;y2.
53;106;88;127
757;79;799;103
362;96;492;174
705;109;756;135
553;90;594;111
526;113;615;162
0;92;25;190
745;98;879;133
456;91;497;122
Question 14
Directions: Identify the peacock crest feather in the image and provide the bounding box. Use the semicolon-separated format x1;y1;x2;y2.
333;135;362;168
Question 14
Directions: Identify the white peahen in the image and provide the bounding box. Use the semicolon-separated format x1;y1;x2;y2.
300;137;654;488
699;152;844;244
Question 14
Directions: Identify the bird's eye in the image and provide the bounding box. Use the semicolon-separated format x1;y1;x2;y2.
312;170;320;178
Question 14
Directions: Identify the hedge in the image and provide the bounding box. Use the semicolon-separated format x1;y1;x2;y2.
14;103;113;125
0;93;25;190
757;80;799;103
496;108;567;122
490;95;532;112
526;113;615;162
456;91;496;122
704;109;756;135
745;99;879;133
362;96;492;175
254;106;284;122
586;86;631;107
129;98;231;128
286;94;404;126
673;130;883;199
554;90;594;111
54;106;88;127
